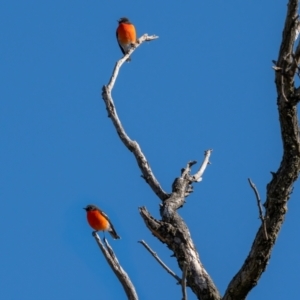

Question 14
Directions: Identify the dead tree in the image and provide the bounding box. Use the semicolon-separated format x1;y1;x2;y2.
94;1;300;299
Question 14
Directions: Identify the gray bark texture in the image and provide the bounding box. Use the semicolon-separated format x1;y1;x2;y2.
223;1;300;299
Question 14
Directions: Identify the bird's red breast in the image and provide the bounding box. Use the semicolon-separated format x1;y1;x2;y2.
86;209;109;231
117;22;136;45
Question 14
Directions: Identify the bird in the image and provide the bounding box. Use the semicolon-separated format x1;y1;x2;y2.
116;17;137;61
83;204;120;239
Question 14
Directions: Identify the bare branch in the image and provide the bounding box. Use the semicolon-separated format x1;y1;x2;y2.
92;233;138;300
223;1;300;299
139;207;221;300
107;34;158;92
138;240;181;283
101;34;169;201
138;151;218;299
191;149;212;182
169;151;212;201
248;178;268;240
277;1;299;74
181;262;188;300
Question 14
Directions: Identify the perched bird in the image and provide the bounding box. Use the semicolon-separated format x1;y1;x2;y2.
116;17;137;61
84;204;120;239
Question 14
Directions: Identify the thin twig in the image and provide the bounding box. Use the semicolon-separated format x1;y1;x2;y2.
138;240;182;283
107;34;159;92
248;178;268;240
92;232;138;300
192;149;213;182
181;262;188;300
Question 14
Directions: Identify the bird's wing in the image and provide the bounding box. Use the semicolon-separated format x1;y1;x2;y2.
108;223;120;239
98;209;110;222
99;208;120;239
116;29;126;55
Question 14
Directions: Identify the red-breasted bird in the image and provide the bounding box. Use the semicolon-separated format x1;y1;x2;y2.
116;17;137;61
84;204;120;239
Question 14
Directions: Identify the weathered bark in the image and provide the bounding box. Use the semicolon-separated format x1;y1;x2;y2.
139;157;221;300
223;1;300;299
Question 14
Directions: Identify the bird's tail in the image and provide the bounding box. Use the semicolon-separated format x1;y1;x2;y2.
109;224;120;239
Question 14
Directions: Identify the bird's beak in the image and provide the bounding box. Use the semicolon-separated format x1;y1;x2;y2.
83;207;87;210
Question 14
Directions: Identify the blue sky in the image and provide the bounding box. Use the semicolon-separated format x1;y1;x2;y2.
1;1;299;299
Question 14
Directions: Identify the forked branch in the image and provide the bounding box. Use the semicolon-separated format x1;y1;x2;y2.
92;233;138;300
192;149;212;182
223;1;300;299
248;178;268;240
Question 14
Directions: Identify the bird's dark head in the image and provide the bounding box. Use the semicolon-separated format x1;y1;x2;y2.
118;17;130;24
83;204;98;211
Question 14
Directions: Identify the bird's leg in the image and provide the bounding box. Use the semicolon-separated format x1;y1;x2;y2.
130;42;137;48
